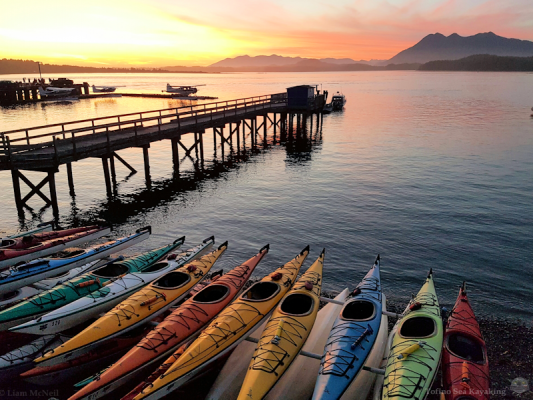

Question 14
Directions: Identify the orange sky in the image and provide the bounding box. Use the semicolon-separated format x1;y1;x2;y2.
1;0;532;67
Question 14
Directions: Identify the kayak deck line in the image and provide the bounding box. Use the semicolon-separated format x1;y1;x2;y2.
319;296;403;319
244;336;322;360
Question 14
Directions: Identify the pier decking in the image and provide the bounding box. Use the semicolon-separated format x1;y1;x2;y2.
0;90;325;216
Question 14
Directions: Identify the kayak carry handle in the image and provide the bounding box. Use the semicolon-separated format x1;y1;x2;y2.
174;236;186;245
427;268;433;278
375;254;380;264
259;244;270;253
300;245;310;255
320;248;326;257
218;241;228;250
461;281;467;294
136;226;152;234
203;235;215;244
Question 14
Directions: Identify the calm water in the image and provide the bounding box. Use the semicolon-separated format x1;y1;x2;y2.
1;71;532;321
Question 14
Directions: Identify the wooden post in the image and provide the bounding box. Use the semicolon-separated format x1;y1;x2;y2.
11;169;23;213
171;137;180;169
48;171;59;216
263;115;267;144
142;146;151;185
109;155;117;186
113;152;137;174
199;130;205;165
236;122;241;153
66;162;75;196
101;157;112;196
213;128;217;152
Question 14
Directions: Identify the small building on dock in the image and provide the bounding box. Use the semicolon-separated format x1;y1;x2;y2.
286;85;326;111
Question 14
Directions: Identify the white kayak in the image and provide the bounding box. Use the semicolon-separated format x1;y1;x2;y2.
205;289;350;400
27;237;215;365
7;221;54;239
0;334;68;383
0;227;149;295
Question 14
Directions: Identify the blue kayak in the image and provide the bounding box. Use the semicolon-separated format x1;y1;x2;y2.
312;255;385;400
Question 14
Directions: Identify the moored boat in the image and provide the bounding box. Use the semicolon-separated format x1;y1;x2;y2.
331;92;346;110
32;237;214;365
0;225;110;270
3;236;184;333
70;243;268;400
382;270;443;400
441;282;490;400
133;245;308;400
313;255;388;400
237;250;324;400
0;227;151;296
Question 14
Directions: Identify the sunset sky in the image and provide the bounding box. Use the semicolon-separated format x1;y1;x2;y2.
1;0;532;67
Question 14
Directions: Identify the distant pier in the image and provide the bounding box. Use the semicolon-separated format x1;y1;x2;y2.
0;82;90;104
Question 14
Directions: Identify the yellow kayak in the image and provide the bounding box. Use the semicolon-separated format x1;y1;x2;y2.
134;245;309;400
34;240;224;366
237;249;324;400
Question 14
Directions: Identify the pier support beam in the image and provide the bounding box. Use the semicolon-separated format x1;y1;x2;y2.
171;137;180;171
11;169;23;214
10;169;60;216
66;162;75;196
48;171;59;217
102;157;112;196
142;145;151;185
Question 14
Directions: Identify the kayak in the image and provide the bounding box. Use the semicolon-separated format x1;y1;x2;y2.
0;227;150;296
441;282;490;400
7;221;54;239
20;326;151;385
313;255;388;400
0;333;68;383
70;244;266;400
133;245;308;400
3;236;185;333
0;225;110;270
32;237;214;365
382;270;443;400
373;311;398;400
34;238;223;381
237;249;324;400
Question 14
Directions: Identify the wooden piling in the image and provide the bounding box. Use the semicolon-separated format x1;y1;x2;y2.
11;169;23;212
48;171;59;216
142;146;150;184
101;157;112;196
66;162;75;196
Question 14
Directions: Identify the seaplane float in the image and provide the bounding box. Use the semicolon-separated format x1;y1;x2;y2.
38;86;79;102
165;84;208;100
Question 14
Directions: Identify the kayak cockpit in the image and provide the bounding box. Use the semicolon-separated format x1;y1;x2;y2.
447;333;486;363
51;249;86;259
0;239;16;248
192;284;230;303
280;293;314;316
241;281;280;301
93;263;129;278
341;300;376;321
152;271;190;289
142;262;169;273
400;316;437;338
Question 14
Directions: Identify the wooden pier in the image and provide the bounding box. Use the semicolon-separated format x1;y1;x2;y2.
0;89;326;217
0;83;90;104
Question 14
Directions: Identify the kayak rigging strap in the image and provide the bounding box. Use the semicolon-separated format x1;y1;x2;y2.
319;321;375;377
0;334;60;363
292;271;322;297
447;302;484;340
29;289;69;307
249;315;308;376
353;273;382;303
407;292;441;317
444;361;490;399
383;339;438;398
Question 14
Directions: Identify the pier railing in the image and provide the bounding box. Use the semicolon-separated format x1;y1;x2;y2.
0;92;287;157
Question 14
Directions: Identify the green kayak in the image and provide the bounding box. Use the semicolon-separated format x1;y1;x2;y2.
0;237;185;331
382;269;443;400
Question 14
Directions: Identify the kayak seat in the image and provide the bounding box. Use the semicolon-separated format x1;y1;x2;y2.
142;262;170;273
153;271;190;289
192;284;230;303
447;333;485;363
0;239;16;248
341;300;375;321
400;316;436;338
241;282;280;302
280;293;314;316
93;263;129;278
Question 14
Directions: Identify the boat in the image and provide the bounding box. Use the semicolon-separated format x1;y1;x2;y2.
7;221;54;239
20;326;151;385
441;282;490;400
31;237;214;364
0;227;150;297
70;243;268;400
331;92;346;111
165;84;205;96
37;238;224;381
0;333;68;383
237;250;325;400
133;245;309;400
38;86;78;99
372;315;397;400
381;270;443;400
92;85;117;93
0;225;110;270
313;255;388;400
322;103;333;114
2;236;184;333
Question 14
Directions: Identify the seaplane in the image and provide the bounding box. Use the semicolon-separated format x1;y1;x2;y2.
92;85;119;93
38;86;78;100
165;84;205;96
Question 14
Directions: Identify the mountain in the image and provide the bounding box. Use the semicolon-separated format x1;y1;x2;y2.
419;54;533;71
388;32;533;64
209;54;388;68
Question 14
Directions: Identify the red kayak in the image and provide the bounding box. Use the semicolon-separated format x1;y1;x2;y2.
68;245;268;400
442;282;490;400
0;226;109;269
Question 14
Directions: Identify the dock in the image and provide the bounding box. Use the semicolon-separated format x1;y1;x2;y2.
0;86;326;216
0;83;90;104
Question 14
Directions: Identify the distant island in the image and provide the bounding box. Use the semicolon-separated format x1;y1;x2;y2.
2;32;533;75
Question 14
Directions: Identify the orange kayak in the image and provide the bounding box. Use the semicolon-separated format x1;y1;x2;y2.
69;245;269;400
